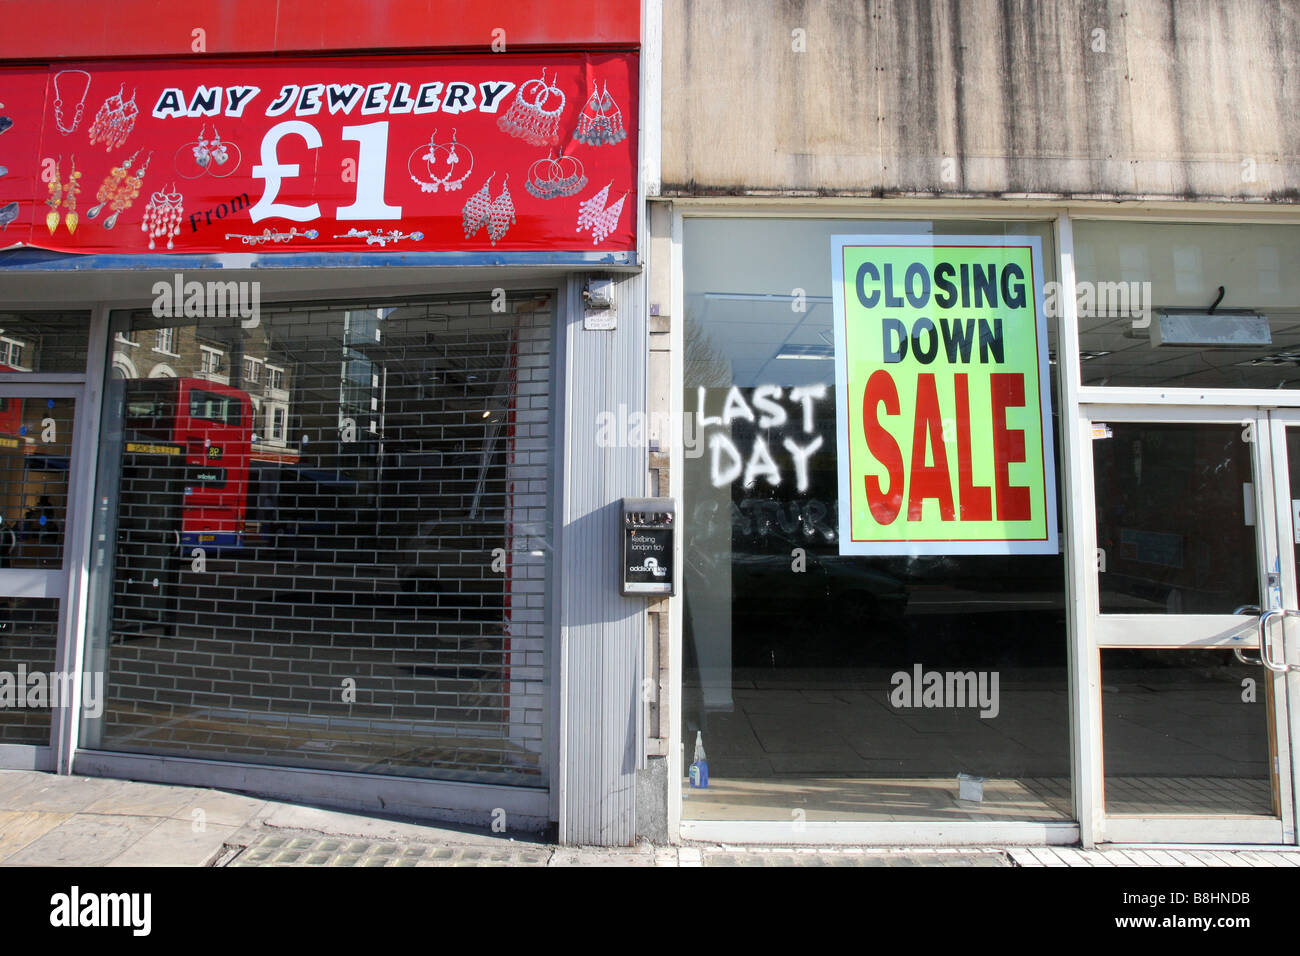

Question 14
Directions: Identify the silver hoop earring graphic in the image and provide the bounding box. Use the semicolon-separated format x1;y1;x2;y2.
175;128;242;179
525;151;587;200
497;71;565;147
408;129;475;193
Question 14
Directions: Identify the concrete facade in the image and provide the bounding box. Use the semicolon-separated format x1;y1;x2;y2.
661;0;1299;200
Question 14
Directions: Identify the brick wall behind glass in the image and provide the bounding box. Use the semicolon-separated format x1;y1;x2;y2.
97;296;553;786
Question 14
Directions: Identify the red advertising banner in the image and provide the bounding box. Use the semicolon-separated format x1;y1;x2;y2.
0;52;637;256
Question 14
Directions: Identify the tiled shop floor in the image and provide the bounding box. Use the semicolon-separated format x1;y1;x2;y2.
681;774;1273;822
97;700;542;784
682;776;1073;822
1105;776;1273;815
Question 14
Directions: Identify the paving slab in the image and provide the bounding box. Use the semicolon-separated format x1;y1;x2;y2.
106;817;236;867
0;771;123;814
0;809;71;863
254;801;525;847
548;846;657;866
3;813;162;866
82;779;203;819
173;788;269;829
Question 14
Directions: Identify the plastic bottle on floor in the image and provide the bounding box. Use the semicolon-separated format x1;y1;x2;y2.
689;730;709;788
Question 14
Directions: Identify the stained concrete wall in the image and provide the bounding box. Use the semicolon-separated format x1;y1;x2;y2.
662;0;1300;200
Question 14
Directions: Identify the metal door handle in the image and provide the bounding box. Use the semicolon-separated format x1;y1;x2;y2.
1256;609;1300;673
1233;606;1264;666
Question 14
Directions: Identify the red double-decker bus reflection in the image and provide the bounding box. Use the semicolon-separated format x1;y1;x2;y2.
123;377;251;549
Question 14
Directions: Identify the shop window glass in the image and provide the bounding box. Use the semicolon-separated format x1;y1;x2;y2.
0;600;62;746
1093;422;1257;614
1072;222;1300;389
0;312;90;373
682;218;1069;822
1101;649;1273;815
82;293;556;786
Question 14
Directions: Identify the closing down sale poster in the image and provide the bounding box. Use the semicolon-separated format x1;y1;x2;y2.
831;235;1057;555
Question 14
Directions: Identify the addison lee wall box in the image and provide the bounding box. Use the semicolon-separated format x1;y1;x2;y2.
622;497;674;595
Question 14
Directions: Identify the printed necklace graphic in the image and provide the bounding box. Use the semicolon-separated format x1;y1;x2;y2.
224;227;319;246
52;70;91;135
332;227;424;247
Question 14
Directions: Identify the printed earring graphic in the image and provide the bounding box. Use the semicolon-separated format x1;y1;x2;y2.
141;183;184;249
573;81;627;146
525;151;587;200
463;173;516;246
175;126;241;179
88;84;138;151
575;182;627;245
408;129;474;193
44;156;83;235
485;175;516;244
86;148;152;229
497;71;566;147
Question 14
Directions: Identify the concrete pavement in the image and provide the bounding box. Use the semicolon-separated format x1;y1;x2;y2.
3;770;1300;867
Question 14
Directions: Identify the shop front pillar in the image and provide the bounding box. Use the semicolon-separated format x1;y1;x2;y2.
558;272;648;846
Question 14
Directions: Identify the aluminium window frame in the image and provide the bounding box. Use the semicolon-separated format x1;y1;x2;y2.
667;200;1300;847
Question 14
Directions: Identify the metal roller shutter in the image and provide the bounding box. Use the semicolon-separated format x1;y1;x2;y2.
88;291;554;786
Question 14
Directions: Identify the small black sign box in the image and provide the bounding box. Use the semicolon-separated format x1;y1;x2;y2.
622;497;675;596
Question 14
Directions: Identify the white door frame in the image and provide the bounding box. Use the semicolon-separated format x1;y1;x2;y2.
1264;408;1300;840
1078;402;1296;845
0;381;86;773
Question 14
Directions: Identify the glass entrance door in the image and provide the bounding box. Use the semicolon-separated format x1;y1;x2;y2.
1085;407;1297;844
0;386;80;767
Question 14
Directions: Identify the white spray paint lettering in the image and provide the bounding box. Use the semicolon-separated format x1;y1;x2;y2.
698;384;827;491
